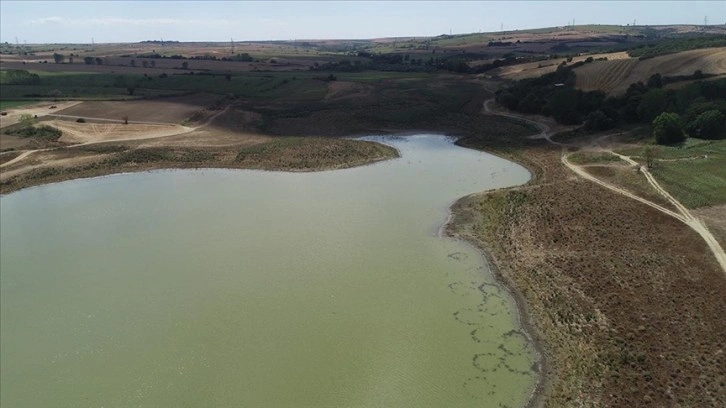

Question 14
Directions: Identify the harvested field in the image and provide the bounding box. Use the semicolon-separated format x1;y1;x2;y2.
489;52;629;81
49;120;192;144
449;143;726;407
574;48;726;94
53;94;222;124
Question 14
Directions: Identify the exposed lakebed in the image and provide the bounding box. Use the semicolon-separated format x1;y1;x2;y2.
1;135;536;407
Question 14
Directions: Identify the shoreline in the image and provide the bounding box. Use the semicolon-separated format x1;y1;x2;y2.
443;152;548;408
0;138;399;196
1;133;549;407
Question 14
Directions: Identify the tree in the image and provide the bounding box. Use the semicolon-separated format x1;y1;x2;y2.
150;60;156;68
652;112;685;145
68;56;74;64
688;110;726;140
130;59;136;67
181;61;189;69
544;88;582;125
646;73;663;88
53;53;64;64
637;88;668;122
121;115;129;125
142;60;148;68
84;56;94;64
95;57;103;65
584;110;615;131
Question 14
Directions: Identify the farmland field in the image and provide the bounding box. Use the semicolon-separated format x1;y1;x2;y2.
574;47;726;94
54;94;223;124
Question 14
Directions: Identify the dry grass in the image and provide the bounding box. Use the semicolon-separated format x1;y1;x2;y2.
449;146;726;407
574;48;726;94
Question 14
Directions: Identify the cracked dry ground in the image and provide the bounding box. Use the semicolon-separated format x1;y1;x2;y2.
450;144;725;407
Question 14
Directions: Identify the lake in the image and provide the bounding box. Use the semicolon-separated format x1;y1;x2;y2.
0;135;537;407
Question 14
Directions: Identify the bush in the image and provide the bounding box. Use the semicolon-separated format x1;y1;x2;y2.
8;124;62;140
652;112;685;145
76;118;86;123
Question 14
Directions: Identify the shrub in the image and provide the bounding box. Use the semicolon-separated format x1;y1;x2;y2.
8;124;62;140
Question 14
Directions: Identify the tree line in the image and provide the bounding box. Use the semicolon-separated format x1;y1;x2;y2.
495;63;726;143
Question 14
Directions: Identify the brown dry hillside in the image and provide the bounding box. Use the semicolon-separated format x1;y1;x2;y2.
574;47;726;94
486;52;629;81
54;94;222;124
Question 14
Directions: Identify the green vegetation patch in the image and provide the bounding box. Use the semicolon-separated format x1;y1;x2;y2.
568;151;623;165
6;124;62;140
624;139;726;208
650;155;726;208
234;137;397;170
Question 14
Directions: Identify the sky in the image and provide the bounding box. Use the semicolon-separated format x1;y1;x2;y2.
0;1;723;44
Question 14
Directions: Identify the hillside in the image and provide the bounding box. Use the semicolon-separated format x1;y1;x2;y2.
574;47;726;94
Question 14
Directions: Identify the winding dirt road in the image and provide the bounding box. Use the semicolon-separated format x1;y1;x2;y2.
483;98;726;274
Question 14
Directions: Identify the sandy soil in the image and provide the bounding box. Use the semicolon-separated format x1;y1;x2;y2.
694;204;726;248
0;101;83;129
51;120;193;144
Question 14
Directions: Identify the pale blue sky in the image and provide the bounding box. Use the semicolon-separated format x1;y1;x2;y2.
1;1;723;44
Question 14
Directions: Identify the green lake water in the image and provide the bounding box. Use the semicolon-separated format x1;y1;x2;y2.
1;135;537;407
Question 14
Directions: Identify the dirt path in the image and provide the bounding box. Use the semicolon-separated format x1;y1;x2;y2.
0;149;48;168
561;154;687;222
482;99;575;146
0;106;231;170
486;98;726;273
609;152;726;273
563;151;726;273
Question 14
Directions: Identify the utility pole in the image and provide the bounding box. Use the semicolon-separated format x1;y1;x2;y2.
500;22;503;34
230;37;234;55
704;16;709;26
